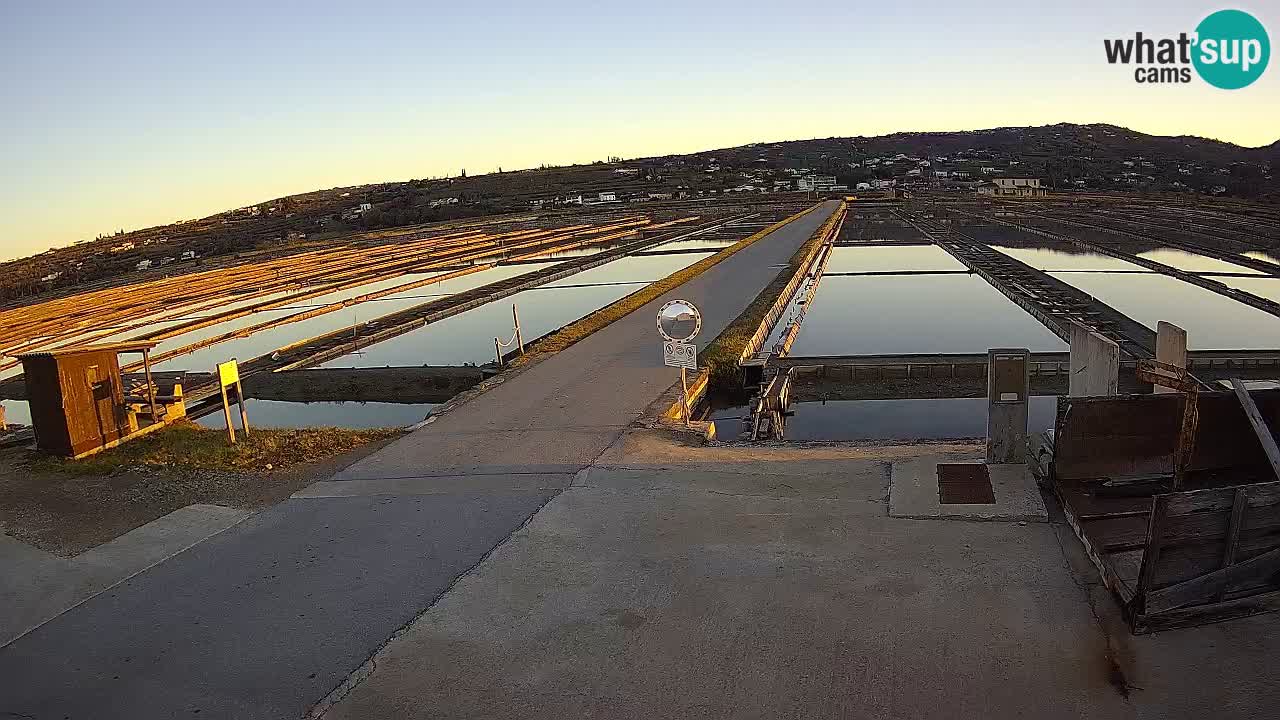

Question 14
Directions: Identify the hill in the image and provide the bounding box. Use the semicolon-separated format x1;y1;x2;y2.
3;123;1275;304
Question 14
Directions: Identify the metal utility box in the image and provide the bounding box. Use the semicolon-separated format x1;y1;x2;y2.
16;342;157;458
986;348;1030;464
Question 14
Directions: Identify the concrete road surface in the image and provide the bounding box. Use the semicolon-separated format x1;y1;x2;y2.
327;201;839;481
0;201;839;720
322;440;1280;720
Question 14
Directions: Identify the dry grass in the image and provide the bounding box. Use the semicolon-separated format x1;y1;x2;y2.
512;205;821;364
33;421;403;476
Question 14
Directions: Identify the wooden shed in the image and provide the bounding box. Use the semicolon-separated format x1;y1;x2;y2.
15;342;166;458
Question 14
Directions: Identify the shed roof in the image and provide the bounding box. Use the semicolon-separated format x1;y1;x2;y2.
13;341;159;360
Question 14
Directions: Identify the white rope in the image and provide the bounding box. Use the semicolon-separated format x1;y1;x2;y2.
495;328;520;349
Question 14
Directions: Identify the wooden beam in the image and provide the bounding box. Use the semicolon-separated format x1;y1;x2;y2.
1136;587;1280;634
1215;488;1249;603
1146;545;1280;614
1136;495;1169;597
1232;378;1280;482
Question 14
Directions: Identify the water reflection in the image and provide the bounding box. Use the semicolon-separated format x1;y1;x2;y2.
323;251;713;367
824;245;964;273
1214;276;1280;304
988;245;1146;272
784;396;1058;442
1136;248;1263;275
651;237;737;252
1244;251;1280;265
544;252;710;288
709;396;1058;442
154;265;538;371
1050;272;1280;349
790;275;1066;356
323;283;645;367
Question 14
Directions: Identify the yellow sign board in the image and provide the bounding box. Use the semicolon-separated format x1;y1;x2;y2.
217;359;239;388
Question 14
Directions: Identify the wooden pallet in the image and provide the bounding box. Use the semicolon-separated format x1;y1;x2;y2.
1051;389;1280;633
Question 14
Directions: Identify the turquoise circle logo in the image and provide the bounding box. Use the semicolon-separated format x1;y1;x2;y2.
1193;9;1270;89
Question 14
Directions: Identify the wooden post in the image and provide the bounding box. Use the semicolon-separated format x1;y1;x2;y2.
1135;359;1200;491
494;338;503;366
220;381;236;445
1215;488;1249;603
513;304;524;354
216;359;244;445
1173;389;1199;491
1231;378;1280;481
680;367;688;426
142;348;159;425
234;379;250;436
1136;495;1170;597
1155;322;1188;395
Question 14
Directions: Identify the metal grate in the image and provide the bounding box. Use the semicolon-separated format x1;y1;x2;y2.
937;464;996;504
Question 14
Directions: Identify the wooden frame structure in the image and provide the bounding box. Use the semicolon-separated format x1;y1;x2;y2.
1050;385;1280;632
13;341;186;458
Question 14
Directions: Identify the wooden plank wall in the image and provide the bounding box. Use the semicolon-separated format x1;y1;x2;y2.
1054;391;1280;482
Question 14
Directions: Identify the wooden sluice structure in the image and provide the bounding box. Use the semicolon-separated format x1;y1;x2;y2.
13;342;187;458
1046;369;1280;633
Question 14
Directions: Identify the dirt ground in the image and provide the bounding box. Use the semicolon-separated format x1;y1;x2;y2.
0;432;402;557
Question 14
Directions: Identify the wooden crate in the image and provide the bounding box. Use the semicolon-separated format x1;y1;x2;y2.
1051;390;1280;633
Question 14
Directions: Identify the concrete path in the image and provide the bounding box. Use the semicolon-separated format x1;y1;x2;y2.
0;504;250;646
325;201;839;482
0;201;839;720
321;435;1280;720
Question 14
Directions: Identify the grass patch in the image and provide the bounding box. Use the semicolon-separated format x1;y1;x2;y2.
32;421;403;476
700;205;842;391
512;204;822;364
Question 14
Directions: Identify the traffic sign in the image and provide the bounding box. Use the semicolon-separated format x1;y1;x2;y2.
663;340;697;369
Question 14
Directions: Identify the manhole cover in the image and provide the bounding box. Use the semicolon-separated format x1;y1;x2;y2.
937;464;995;504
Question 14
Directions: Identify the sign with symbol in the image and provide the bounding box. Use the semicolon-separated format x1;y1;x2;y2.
663;340;697;369
657;299;701;424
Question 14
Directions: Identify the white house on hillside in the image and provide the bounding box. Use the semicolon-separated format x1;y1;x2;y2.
980;177;1047;197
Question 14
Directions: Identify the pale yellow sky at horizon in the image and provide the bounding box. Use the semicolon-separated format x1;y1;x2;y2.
6;110;1275;263
4;0;1278;261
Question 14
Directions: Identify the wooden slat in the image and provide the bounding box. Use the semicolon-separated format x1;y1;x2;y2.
1232;378;1280;481
1156;502;1280;545
1223;489;1249;569
1145;533;1280;590
1137;495;1169;595
1145;545;1280;613
1215;488;1250;603
1052;481;1138;604
1137;588;1280;634
1163;481;1280;514
1056;477;1152;519
1085;514;1151;553
1053;392;1280;482
1108;549;1145;584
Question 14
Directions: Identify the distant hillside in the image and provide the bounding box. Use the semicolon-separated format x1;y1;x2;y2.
4;122;1275;304
723;123;1274;167
692;123;1276;196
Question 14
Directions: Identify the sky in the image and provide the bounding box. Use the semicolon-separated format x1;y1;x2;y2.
2;0;1277;260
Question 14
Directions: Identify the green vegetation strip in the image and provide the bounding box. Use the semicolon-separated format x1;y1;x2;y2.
512;205;822;364
35;421;402;475
700;204;843;391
